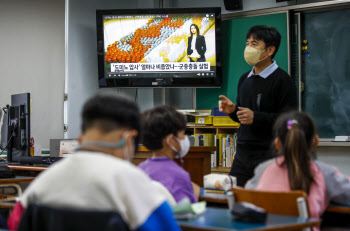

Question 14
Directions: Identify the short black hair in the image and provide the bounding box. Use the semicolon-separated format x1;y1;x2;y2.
142;105;186;151
246;25;281;59
81;92;140;149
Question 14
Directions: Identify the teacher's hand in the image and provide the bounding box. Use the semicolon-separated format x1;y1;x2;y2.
218;95;236;115
237;107;254;124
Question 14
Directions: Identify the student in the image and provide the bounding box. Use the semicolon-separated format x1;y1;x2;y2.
8;93;180;231
246;111;350;219
139;105;199;203
187;23;206;62
219;25;297;186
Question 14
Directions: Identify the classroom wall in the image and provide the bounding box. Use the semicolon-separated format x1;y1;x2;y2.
317;147;350;176
65;0;301;140
66;0;162;140
0;0;340;150
166;0;296;12
0;0;65;150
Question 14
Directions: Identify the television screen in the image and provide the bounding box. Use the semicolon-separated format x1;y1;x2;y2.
96;7;222;88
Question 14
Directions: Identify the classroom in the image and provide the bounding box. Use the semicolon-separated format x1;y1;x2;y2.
0;0;350;230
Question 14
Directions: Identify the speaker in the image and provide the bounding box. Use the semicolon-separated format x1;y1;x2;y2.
223;0;243;11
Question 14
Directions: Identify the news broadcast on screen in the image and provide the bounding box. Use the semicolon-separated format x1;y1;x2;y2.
96;8;221;87
102;12;217;79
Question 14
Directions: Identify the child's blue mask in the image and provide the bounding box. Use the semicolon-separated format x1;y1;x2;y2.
78;139;126;149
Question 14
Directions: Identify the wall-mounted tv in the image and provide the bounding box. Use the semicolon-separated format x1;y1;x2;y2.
96;7;222;88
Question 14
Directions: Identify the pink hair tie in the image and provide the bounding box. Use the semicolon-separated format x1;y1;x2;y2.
287;119;298;130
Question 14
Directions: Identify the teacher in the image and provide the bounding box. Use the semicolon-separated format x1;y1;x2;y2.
219;25;297;186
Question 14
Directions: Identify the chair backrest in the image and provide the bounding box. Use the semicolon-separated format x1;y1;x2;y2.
18;204;130;231
231;187;310;217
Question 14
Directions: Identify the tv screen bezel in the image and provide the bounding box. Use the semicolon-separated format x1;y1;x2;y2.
96;7;222;88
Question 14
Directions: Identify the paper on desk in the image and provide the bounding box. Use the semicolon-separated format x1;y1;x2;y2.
191;201;207;214
173;198;206;219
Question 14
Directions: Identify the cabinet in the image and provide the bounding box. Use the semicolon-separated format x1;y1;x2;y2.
186;125;239;174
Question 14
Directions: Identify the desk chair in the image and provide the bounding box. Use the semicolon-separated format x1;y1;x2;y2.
0;184;19;230
230;187;310;217
0;183;21;201
18;204;130;231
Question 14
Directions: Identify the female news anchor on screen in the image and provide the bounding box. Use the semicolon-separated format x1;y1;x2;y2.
187;24;206;62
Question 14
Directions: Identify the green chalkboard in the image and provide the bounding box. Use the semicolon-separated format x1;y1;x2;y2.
196;13;289;110
301;8;350;138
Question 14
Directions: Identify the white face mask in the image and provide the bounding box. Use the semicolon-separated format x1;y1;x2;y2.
168;135;190;159
244;46;269;66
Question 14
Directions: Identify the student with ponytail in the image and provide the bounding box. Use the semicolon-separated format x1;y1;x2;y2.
246;111;350;219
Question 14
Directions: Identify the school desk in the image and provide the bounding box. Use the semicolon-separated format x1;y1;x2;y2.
0;176;35;184
326;202;350;214
7;165;47;172
7;165;47;178
177;207;320;231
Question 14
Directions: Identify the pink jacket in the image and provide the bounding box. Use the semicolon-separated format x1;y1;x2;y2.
245;156;350;219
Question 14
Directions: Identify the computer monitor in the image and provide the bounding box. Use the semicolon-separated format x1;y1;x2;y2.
1;93;62;165
4;93;31;163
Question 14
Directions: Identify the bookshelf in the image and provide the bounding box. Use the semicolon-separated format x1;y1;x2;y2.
186;124;239;174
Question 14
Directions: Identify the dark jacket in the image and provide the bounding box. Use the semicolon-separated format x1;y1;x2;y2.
229;68;297;162
187;35;206;62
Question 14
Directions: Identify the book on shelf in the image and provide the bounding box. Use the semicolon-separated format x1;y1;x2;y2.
216;134;227;166
194;133;215;147
222;137;226;167
215;133;237;167
212;134;217;168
